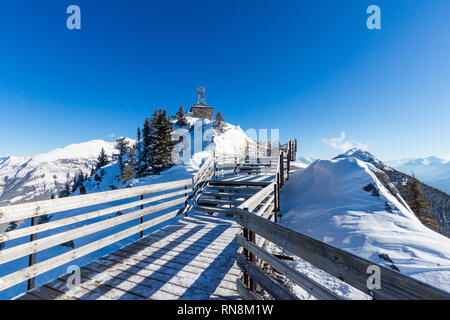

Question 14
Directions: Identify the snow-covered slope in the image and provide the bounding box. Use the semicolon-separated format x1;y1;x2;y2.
387;157;450;195
74;117;250;195
0;140;115;206
0;117;252;300
280;157;450;297
297;156;315;166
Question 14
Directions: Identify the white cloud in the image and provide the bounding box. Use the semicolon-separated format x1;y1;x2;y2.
108;133;115;138
321;132;368;152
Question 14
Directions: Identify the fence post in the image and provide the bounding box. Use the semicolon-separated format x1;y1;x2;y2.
276;172;281;220
280;152;284;187
140;195;145;238
27;216;38;291
242;226;250;290
287;141;291;180
295;138;297;159
273;183;278;223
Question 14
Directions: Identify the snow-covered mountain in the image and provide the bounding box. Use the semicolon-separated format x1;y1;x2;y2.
297;156;316;166
333;149;450;238
0;117;251;299
0;140;115;206
280;157;450;296
72;117;250;195
334;148;384;168
386;157;450;195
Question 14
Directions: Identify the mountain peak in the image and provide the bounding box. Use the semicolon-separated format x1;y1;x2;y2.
333;148;384;168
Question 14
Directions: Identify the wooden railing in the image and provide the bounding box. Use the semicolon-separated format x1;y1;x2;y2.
235;140;450;300
0;143;232;295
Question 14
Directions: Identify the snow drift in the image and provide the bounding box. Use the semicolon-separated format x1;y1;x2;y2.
280;157;450;296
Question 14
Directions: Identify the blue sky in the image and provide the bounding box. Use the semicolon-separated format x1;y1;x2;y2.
0;0;449;161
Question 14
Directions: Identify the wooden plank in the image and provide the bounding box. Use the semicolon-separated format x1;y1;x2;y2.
0;209;180;291
0;178;191;224
236;278;258;300
215;169;235;176
201;192;254;199
237;253;298;300
236;235;342;300
239;182;275;212
0;188;192;243
206;186;262;193
0;196;187;265
236;208;450;300
197;198;244;206
210;180;271;187
256;195;274;217
194;206;236;216
193;155;214;183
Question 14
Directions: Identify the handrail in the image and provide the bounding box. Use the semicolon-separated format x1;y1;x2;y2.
236;208;450;300
235;139;450;300
0;146;224;294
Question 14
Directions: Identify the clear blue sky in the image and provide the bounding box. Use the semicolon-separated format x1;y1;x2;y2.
0;0;449;161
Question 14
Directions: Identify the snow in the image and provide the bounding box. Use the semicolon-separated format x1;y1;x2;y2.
75;117;250;194
0;140;116;206
387;156;450;195
278;157;450;298
0;117;251;300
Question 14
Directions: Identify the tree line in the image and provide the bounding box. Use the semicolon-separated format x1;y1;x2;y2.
75;106;227;191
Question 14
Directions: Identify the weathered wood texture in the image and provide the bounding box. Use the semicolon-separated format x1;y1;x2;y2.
14;213;241;300
236;208;450;300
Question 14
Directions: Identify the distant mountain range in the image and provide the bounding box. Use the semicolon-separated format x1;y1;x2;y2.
335;149;450;238
0;140;115;206
386;157;450;195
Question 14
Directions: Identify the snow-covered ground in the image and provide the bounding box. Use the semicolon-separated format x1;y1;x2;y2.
0;117;251;300
278;157;450;298
0;140;116;207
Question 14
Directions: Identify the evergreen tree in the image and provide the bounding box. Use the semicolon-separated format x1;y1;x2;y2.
96;148;109;170
175;105;189;127
142;116;153;174
214;111;226;132
114;137;130;173
405;175;440;229
135;127;145;177
149;109;176;174
121;163;134;183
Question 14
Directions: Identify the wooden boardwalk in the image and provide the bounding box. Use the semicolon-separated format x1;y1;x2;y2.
14;172;275;301
16;213;242;300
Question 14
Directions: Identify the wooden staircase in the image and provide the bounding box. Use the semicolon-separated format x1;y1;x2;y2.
194;156;275;217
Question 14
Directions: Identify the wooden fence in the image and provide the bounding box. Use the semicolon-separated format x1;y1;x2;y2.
235;141;450;300
0;139;247;294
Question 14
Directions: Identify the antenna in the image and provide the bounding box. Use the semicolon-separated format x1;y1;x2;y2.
196;86;207;106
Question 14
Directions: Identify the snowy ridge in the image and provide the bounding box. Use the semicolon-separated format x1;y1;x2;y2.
387;156;450;195
280;157;450;296
0;140;115;206
73;117;250;195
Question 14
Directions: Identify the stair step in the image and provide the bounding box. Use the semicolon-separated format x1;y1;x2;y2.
197;198;243;206
206;186;262;193
201;192;254;199
194;206;236;216
210;180;272;187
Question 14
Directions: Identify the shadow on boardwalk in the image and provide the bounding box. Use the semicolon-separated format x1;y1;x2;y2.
20;213;241;300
